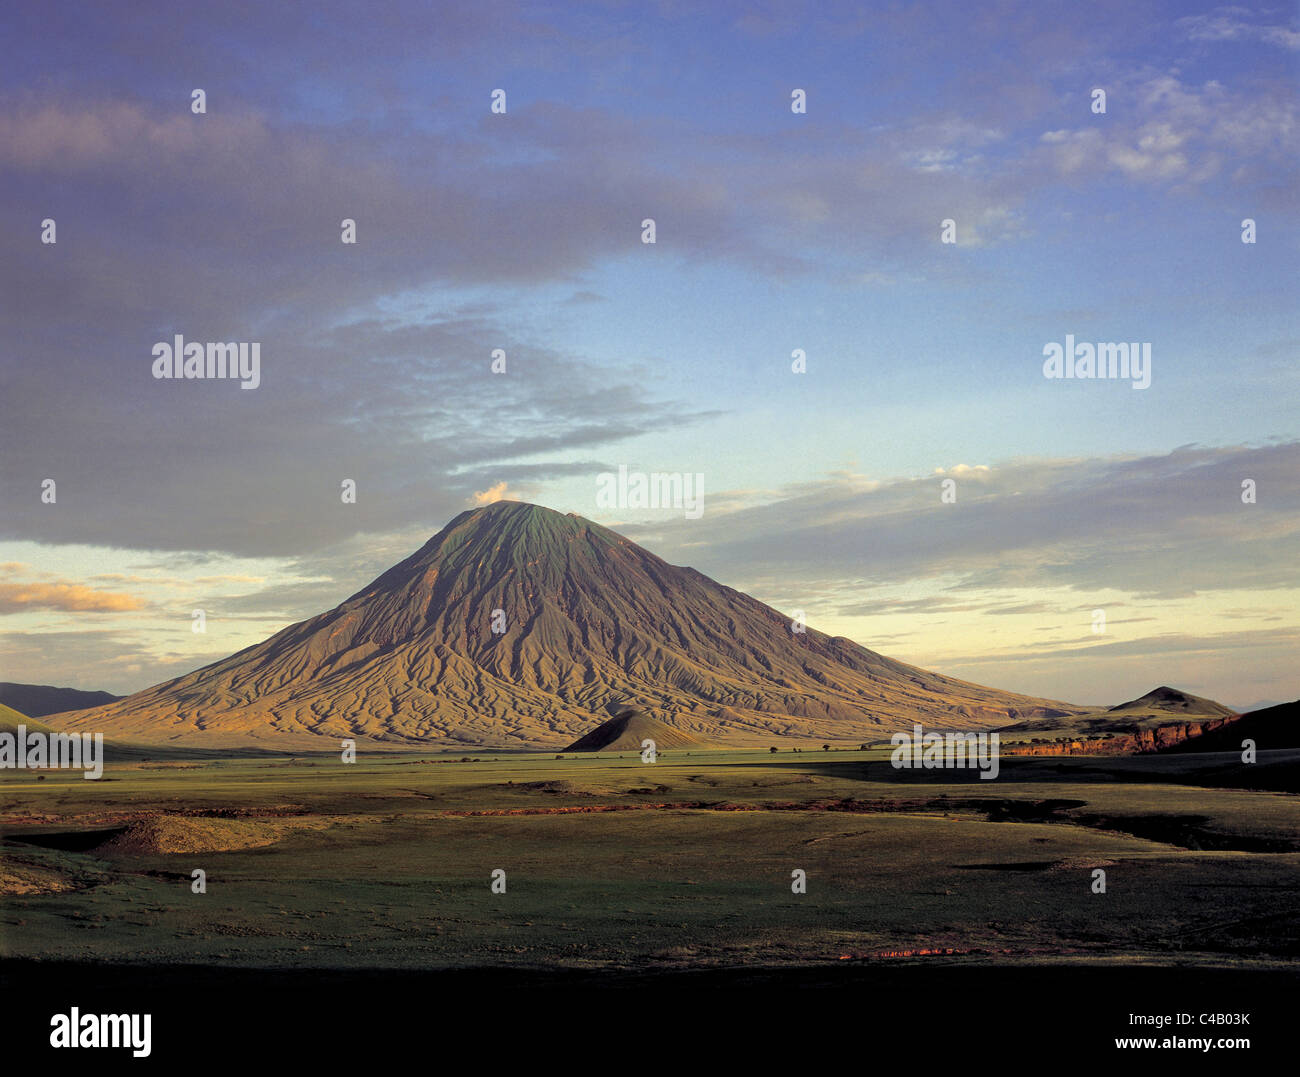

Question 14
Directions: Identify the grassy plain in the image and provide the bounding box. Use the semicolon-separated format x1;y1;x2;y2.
2;746;1297;975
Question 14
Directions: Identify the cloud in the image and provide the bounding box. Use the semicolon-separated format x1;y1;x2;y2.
834;595;991;617
0;581;148;614
0;629;231;695
942;623;1300;664
472;481;514;506
1036;74;1296;188
1178;9;1300;50
619;442;1300;600
0;291;715;557
0;90;768;558
933;464;992;477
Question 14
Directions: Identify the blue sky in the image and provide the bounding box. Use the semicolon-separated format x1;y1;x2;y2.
0;1;1296;707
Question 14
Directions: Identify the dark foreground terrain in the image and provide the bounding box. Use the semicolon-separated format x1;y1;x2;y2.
3;745;1297;1061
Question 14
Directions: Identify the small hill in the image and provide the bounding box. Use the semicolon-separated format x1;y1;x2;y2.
0;682;120;718
0;702;56;737
1161;700;1300;754
1108;686;1234;717
93;816;284;855
564;709;710;752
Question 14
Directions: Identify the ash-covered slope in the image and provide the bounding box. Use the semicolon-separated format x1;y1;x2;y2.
52;502;1077;748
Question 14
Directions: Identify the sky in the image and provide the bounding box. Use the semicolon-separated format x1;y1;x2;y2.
0;0;1296;709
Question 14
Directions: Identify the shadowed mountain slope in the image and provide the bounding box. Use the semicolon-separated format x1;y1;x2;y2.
1160;700;1300;754
51;502;1080;749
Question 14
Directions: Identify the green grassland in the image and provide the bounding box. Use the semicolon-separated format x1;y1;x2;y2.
2;746;1297;974
0;702;55;737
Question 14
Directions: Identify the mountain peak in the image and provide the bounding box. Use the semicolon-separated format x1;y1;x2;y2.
441;500;596;546
352;501;607;601
467;499;557;518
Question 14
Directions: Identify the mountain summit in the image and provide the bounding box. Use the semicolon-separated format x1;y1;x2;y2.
52;501;1075;748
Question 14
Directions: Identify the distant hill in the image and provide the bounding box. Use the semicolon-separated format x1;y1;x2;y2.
1107;685;1235;718
49;502;1079;749
0;682;121;718
1161;700;1300;754
565;709;711;752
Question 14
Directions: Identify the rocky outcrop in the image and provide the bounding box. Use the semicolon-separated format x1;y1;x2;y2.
1003;716;1239;756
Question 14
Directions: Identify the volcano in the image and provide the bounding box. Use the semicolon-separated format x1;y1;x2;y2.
50;501;1078;749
